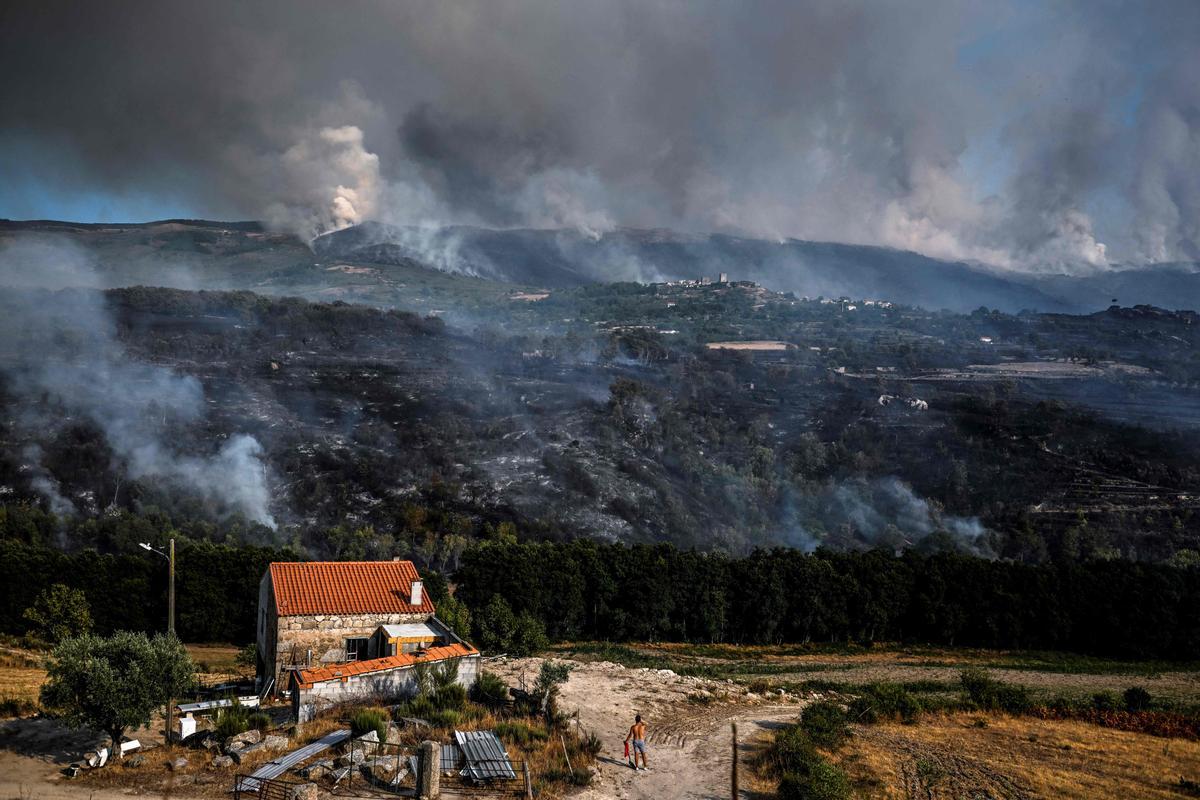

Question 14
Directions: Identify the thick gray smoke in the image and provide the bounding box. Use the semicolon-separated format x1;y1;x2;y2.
0;237;276;527
2;1;1199;269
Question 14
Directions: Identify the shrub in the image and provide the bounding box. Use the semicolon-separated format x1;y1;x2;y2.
1091;691;1119;712
857;682;922;723
800;702;849;748
748;678;774;695
247;711;272;732
435;682;468;711
350;709;388;742
959;668;1031;713
1123;686;1152;712
760;725;817;779
471;671;510;708
495;720;549;748
428;709;462;728
778;759;851;800
214;703;250;739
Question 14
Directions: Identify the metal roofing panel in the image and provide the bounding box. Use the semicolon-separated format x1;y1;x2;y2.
440;742;463;773
454;730;516;781
242;728;351;789
379;622;440;639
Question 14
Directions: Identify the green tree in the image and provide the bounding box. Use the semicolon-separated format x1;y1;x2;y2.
437;594;473;641
473;595;517;652
23;583;92;645
40;631;195;752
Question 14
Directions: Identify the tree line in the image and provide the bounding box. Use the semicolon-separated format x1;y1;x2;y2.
454;542;1200;660
3;538;1197;660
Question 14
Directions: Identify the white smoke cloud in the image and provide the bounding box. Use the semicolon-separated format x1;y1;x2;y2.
0;236;277;527
266;124;381;242
782;476;991;555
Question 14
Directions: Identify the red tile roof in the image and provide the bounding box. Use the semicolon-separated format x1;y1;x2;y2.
292;643;478;689
269;561;436;616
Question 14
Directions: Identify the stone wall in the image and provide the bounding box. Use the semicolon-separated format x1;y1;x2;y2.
269;611;430;689
293;654;480;709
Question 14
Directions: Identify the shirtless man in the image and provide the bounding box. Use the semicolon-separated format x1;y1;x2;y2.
625;714;649;770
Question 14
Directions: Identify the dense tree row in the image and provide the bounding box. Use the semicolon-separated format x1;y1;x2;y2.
454;541;1200;660
3;537;1196;660
0;540;287;643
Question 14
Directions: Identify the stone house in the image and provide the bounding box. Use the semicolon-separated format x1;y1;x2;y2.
256;559;475;696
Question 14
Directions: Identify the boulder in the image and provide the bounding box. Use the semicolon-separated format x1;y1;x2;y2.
335;749;365;767
228;729;263;748
385;723;403;746
262;735;289;752
287;783;320;800
125;754;146;769
168;757;189;771
211;755;234;769
231;742;269;765
299;763;327;780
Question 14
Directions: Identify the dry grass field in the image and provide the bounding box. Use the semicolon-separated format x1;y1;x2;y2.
838;712;1200;799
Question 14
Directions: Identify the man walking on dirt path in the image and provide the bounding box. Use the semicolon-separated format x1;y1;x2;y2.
625;714;649;771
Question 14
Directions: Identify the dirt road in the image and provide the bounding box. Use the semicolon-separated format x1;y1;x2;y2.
491;657;808;800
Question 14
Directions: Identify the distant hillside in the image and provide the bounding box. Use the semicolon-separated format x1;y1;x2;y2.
3;218;1199;314
314;222;1200;314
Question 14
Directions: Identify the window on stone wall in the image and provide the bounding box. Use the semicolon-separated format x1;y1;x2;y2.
345;637;369;661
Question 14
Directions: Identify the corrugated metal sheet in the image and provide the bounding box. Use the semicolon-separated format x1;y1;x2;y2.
177;696;259;714
440;742;463;773
241;729;351;790
454;730;516;781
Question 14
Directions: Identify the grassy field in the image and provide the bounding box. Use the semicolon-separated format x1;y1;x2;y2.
553;642;1200;705
0;642;247;717
839;712;1200;799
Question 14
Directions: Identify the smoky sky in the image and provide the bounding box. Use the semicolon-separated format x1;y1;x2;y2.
2;0;1200;269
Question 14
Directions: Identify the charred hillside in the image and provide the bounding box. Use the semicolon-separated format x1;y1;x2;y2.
0;281;1197;566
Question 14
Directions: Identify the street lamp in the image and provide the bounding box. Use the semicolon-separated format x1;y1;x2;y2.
139;538;176;743
138;540;175;634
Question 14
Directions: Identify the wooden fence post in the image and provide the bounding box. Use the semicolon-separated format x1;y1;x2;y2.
731;722;739;800
523;761;533;799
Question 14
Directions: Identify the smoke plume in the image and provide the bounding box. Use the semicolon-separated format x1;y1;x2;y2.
2;1;1199;268
0;236;276;527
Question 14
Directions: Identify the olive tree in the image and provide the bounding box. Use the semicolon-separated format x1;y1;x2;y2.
23;583;92;645
40;631;195;752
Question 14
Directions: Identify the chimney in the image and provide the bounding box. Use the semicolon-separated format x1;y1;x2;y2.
410;580;423;606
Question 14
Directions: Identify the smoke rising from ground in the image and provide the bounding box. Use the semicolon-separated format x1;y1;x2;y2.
783;477;991;555
0;237;276;527
2;1;1200;269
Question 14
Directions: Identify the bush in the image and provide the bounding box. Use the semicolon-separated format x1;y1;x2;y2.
428;709;462;728
247;711;272;732
760;725;817;779
856;682;922;723
1123;686;1152;712
1092;691;1119;712
778;759;851;800
471;671;510;707
495;720;549;748
800;702;849;748
435;682;468;711
350;709;388;742
214;703;250;739
395;694;437;721
959;668;1031;713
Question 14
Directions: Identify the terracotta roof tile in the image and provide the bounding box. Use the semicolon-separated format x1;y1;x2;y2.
292;643;478;688
269;561;436;616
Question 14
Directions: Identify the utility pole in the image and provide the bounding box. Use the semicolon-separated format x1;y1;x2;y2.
140;537;177;745
168;537;175;635
731;722;739;800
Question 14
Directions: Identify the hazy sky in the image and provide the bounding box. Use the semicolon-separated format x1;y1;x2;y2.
2;0;1199;269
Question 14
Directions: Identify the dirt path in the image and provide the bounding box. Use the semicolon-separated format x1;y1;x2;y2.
490;657;809;799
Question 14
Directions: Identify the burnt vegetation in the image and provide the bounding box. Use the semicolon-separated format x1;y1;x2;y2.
0;266;1194;657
